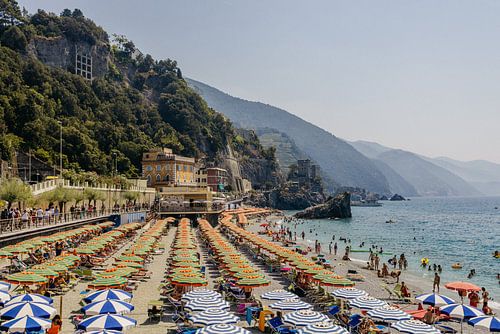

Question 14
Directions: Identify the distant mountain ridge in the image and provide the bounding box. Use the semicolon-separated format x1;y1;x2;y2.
187;78;391;195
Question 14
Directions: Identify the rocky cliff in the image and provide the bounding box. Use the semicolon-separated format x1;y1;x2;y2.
245;185;325;210
294;192;351;219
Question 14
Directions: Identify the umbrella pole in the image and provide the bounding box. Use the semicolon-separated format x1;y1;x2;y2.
59;295;63;317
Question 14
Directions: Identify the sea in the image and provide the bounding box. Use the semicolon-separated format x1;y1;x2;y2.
282;196;500;299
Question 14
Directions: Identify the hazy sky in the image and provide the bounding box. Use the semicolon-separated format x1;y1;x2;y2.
19;0;500;163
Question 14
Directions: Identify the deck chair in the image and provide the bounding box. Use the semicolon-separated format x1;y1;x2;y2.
393;283;412;302
382;284;396;299
348;314;363;332
267;317;297;334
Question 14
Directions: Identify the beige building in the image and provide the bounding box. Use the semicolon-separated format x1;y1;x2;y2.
141;148;196;189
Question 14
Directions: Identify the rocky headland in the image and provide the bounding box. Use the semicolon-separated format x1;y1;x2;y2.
294;192;351;219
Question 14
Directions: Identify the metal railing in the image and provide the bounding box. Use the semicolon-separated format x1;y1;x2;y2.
0;208;149;235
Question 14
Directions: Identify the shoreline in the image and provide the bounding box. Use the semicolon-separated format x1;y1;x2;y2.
247;212;500;313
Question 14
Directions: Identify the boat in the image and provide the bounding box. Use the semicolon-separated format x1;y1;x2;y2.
385;219;396;224
451;263;463;269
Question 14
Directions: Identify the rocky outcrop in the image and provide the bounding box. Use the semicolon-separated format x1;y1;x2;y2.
390;193;406;201
294;192;351;219
245;185;325;210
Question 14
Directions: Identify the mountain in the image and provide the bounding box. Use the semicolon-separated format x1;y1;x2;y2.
350;141;482;197
0;5;279;189
370;159;418;196
428;157;500;195
187;78;391;194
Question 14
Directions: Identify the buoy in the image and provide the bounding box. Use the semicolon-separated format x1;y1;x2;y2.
451;263;463;269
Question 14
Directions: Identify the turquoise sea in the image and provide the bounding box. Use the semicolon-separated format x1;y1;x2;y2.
283;196;500;298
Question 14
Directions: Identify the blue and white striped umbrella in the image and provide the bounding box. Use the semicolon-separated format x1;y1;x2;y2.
195;324;251;334
440;303;484;319
0;301;57;320
331;288;368;300
185;297;230;312
270;298;312;311
6;293;53;305
86;331;123;334
0;290;11;304
415;293;455;307
84;289;133;303
283;310;328;327
392;319;441;334
467;316;500;332
0;315;52;333
77;314;137;331
0;281;11;291
82;299;135;315
190;309;239;326
350;296;388;310
261;289;298;301
367;306;412;322
181;289;222;302
298;321;349;334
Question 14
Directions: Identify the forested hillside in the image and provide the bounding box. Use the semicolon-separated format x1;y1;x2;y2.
0;2;278;187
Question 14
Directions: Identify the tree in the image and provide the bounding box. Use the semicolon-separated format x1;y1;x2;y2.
83;188;105;207
73;191;84;206
71;9;83;18
0;0;23;26
122;191;138;206
42;185;74;213
60;8;71;17
0;25;27;52
0;178;32;209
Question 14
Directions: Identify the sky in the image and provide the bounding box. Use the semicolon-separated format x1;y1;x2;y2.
18;0;500;163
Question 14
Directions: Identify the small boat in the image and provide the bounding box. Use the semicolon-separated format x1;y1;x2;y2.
385;219;396;224
451;263;463;269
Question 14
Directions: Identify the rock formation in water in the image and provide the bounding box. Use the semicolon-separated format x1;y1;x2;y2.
245;185;325;210
294;192;351;219
390;193;406;201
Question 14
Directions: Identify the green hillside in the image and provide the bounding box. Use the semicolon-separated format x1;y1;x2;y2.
0;2;277;186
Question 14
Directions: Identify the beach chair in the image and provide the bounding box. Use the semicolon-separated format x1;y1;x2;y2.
393;283;412;302
267;317;297;334
348;314;363;332
382;284;396;299
434;323;457;333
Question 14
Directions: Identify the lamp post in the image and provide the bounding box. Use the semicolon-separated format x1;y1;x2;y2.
112;153;117;176
58;121;63;179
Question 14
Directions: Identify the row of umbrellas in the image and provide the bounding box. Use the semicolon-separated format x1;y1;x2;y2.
220;213;354;288
198;219;270;289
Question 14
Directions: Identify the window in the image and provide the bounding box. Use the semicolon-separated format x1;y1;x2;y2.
164;175;170;182
146;175;151;185
183;165;187;171
146;166;153;172
156;165;161;171
177;165;181;171
156;174;161;182
190;166;194;171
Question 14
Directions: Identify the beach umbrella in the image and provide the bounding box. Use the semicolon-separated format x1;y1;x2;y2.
82;300;135;315
89;276;128;289
195;324;251;334
5;272;48;285
367;306;412;322
116;255;143;263
170;275;207;287
0;290;11;304
415;293;455;307
235;277;270;288
0;301;57;319
185;296;230;312
29;268;60;278
444;282;480;292
350;296;388;311
6;294;53;305
297;321;349;334
0;281;11;291
467;316;500;332
391;320;440;334
77;314;137;331
181;289;222;302
84;289;133;303
261;289;298;301
0;250;14;258
283;309;329;327
331;288;368;300
190;309;239;326
440;304;484;319
269;298;312;311
85;331;123;334
0;315;52;333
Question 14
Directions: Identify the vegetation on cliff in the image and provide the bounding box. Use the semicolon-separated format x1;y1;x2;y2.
0;1;278;184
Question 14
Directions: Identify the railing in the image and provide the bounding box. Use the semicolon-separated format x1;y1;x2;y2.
0;208;149;235
29;178;156;196
159;204;225;213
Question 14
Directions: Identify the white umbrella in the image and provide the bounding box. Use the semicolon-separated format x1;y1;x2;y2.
77;314;137;331
415;293;455;307
350;296;388;310
283;310;329;327
270;298;312;311
467;315;500;332
261;289;298;301
0;301;57;320
0;315;52;333
367;306;412;322
185;297;230;312
181;289;222;302
392;319;441;334
195;324;251;334
297;321;349;334
5;294;53;305
331;288;368;300
190;309;239;326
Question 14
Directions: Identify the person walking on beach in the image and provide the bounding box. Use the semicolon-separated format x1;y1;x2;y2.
374;255;380;270
334;242;337;255
433;273;440;293
329;242;332;254
301;231;305;240
481;287;489;309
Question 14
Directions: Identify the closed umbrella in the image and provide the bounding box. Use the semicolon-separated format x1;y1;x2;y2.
181;289;222;302
297;321;349;334
185;297;230;312
0;301;57;319
84;289;133;303
350;296;388;311
467;316;500;332
190;309;239;326
261;289;298;301
270;298;312;311
77;314;136;331
82;300;135;315
0;315;52;333
283;310;328;327
6;294;53;305
415;293;455;307
195;324;251;334
367;306;412;322
391;319;441;334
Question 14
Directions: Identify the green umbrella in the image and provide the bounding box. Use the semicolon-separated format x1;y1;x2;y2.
115;262;143;269
34;263;67;273
116;255;144;263
30;268;59;278
233;271;265;279
0;250;14;258
88;275;127;289
235;277;270;288
171;255;198;262
170;275;207;287
6;272;49;285
171;261;202;268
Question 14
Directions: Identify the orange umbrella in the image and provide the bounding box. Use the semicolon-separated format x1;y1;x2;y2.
444;281;480;292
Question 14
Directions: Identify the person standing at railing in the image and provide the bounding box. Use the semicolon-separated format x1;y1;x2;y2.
54;207;59;224
21;210;29;229
36;207;43;227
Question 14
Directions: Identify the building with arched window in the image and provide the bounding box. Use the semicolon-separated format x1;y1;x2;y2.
141;148;197;189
